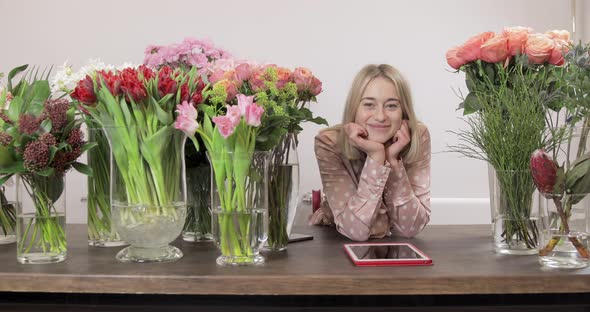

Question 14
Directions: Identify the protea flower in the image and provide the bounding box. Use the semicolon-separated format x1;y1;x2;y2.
530;149;558;196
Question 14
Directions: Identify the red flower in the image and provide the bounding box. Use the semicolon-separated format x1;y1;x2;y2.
138;65;156;80
180;83;190;102
71;75;97;106
120;68;147;102
530;149;559;195
98;70;122;96
158;67;178;97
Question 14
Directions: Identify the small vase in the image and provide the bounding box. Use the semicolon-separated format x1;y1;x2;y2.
182;164;213;242
86;126;125;247
209;151;269;266
15;173;66;264
267;133;299;251
538;126;590;268
489;166;539;255
0;178;16;244
106;126;187;263
539;193;590;268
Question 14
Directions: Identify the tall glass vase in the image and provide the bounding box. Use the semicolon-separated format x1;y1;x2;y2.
489;166;539;255
267;133;299;251
86;126;125;247
0;179;16;244
107;126;187;263
209;151;269;266
182;163;213;242
16;173;66;264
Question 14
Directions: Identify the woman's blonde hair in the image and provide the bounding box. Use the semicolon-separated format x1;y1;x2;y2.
324;64;422;162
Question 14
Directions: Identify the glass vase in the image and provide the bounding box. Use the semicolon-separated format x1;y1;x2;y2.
16;173;66;264
538;125;590;268
182;164;213;242
539;193;590;268
0;178;16;244
267;133;299;251
107;126;187;263
489;166;539;255
86;126;125;247
209;151;269;266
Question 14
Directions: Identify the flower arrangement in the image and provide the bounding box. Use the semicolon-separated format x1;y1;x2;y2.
446;27;569;252
143;38;231;241
0;64;92;259
529;41;590;261
52;59;138;245
70;63;206;261
71;64;205;211
176;93;266;264
204;60;326;249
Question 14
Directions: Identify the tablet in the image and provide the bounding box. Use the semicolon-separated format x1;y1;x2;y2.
344;242;432;266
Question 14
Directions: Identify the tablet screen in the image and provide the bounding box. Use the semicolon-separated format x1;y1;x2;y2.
347;244;425;260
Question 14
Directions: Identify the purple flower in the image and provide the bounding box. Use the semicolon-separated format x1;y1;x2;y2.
67;128;85;148
39;133;57;146
44;99;71;131
23;140;49;172
18;114;41;135
0;132;12;146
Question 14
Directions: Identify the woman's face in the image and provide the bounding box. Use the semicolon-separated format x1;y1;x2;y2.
354;77;403;144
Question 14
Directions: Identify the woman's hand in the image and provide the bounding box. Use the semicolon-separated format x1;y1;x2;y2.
385;120;410;165
343;123;385;164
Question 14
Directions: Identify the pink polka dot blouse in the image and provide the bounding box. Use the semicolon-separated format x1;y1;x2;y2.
309;124;431;241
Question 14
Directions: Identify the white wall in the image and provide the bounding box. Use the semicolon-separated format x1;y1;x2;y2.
0;0;576;224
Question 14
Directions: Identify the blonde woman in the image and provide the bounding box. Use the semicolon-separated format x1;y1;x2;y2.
309;64;431;241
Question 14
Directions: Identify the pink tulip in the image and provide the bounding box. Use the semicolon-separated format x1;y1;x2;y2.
446;46;467;69
236;94;255;116
525;34;555;64
245;103;264;127
502;26;532;56
226;105;242;127
480;35;509;63
456;32;495;62
174;101;199;135
212;115;235;138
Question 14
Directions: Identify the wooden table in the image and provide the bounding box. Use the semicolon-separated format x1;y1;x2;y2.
0;224;589;311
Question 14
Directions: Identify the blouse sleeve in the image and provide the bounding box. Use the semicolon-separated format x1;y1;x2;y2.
383;126;432;237
315;134;392;241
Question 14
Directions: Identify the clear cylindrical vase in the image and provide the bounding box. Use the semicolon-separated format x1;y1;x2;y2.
107;126;187;263
489;167;539;255
16;173;66;264
538;126;590;268
182;164;213;242
209;151;269;266
539;193;590;268
0;178;16;244
267;133;299;251
86;126;125;247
